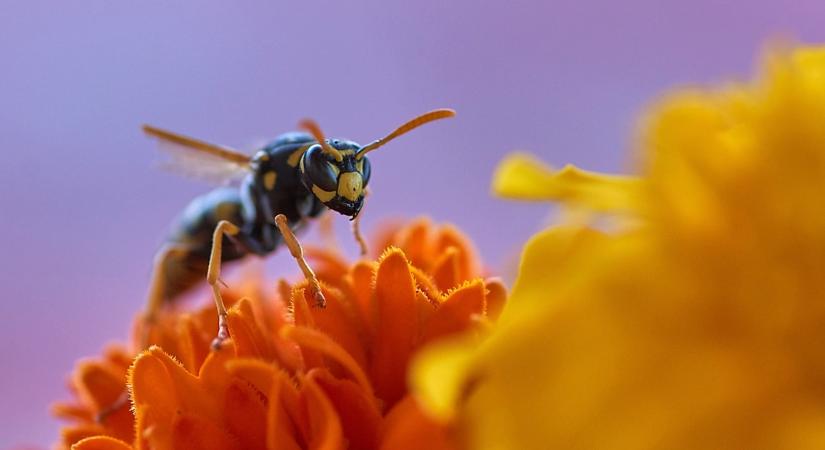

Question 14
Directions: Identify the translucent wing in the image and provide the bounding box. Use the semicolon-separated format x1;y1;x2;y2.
143;125;252;184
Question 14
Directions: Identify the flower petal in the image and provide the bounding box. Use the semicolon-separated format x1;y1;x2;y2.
370;248;418;408
434;225;477;282
73;360;125;411
493;152;641;212
379;395;457;450
281;325;374;401
265;370;303;450
71;436;133;450
431;247;461;292
299;374;345;450
171;413;242;450
224;380;268;449
410;336;480;422
485;278;507;320
61;424;106;449
228;298;272;360
397;218;432;269
349;261;377;334
311;369;383;450
422;280;486;344
305;285;368;373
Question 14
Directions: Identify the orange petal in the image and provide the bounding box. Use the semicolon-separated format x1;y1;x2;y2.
434;225;477;281
307;285;368;373
485;277;508;320
415;290;437;343
349;261;377;334
71;436;133;450
371;248;418;408
228;298;272;360
278;278;293;305
368;219;406;259
73;360;125;411
306;246;351;284
431;247;461;292
196;347;235;401
379;395;458;450
290;287;325;370
61;424;105;448
226;358;279;394
170;413;242;450
422;280;486;345
311;369;382;450
397;218;432;269
299;375;345;450
266;369;303;450
51;402;93;422
129;349;182;435
410;266;442;304
178;314;210;373
281;325;374;401
131;347;226;433
102;345;134;371
224;381;267;449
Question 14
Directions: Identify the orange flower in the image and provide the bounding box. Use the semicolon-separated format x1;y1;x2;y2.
53;218;506;450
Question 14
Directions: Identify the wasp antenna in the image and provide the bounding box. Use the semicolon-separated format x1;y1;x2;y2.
299;119;344;162
356;108;456;159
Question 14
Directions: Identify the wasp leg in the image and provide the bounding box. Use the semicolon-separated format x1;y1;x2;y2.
274;214;326;308
140;244;191;350
352;210;368;256
96;245;190;424
207;220;241;350
352;187;369;256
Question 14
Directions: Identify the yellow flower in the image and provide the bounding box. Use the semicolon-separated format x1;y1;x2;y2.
53;218;507;450
414;45;825;449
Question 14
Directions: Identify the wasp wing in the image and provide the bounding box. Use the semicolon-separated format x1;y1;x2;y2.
143;125;252;184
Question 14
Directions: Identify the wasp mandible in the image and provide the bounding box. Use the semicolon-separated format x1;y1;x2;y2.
141;109;456;349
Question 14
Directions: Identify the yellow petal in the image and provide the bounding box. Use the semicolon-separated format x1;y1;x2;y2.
492;152;641;212
409;335;479;422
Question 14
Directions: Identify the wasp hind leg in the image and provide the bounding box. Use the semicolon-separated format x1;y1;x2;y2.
96;244;192;424
140;243;192;350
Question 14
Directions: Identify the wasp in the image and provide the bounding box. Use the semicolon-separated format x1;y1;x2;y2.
140;109;456;349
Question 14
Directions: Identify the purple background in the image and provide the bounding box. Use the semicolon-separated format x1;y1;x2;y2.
2;0;824;447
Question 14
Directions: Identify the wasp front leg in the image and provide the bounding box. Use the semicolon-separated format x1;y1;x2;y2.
206;220;241;350
274;214;326;308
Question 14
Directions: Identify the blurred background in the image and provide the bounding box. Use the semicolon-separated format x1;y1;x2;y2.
1;0;824;446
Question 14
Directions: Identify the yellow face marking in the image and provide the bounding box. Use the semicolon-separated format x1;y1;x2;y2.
263;171;277;190
287;145;311;167
312;185;336;202
338;172;363;201
356;160;364;172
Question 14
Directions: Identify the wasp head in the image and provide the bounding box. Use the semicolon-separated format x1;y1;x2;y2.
299;139;370;218
297;109;454;218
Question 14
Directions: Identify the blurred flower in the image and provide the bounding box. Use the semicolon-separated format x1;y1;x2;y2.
54;218;506;450
414;45;825;449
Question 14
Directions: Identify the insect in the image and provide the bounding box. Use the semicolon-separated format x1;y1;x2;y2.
140;108;456;349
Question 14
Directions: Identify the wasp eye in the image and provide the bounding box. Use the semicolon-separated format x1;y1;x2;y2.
305;145;338;192
360;156;372;187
